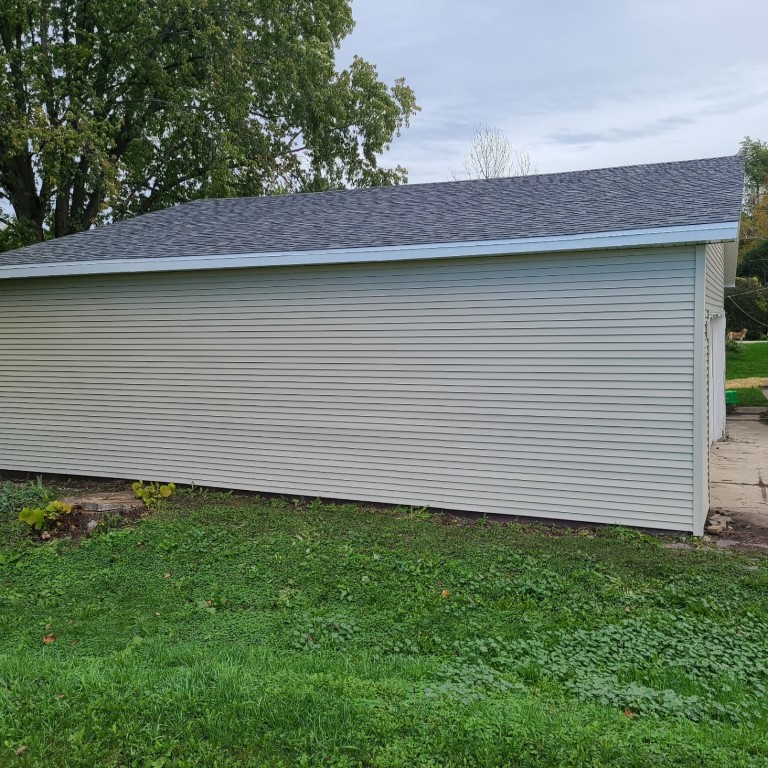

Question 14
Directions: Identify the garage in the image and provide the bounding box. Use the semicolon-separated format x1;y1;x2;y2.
0;156;743;533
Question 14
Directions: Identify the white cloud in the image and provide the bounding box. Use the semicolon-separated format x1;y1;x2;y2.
341;0;768;182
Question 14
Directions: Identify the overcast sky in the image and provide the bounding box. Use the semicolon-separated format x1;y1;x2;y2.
339;0;768;183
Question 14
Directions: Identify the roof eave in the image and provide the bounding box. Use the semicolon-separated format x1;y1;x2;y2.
0;221;740;281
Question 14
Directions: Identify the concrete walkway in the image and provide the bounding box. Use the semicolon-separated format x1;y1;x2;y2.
710;408;768;531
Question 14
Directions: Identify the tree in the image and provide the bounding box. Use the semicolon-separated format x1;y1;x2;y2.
737;240;768;283
0;0;418;250
725;277;768;339
740;137;768;209
451;125;536;181
738;137;768;257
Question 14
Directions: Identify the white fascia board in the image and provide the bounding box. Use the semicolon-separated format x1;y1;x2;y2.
0;220;740;280
723;241;738;288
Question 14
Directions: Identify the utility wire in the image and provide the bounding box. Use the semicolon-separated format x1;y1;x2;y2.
726;295;768;330
727;285;768;298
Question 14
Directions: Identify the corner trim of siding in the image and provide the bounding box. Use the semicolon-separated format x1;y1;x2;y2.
692;244;708;536
0;221;740;280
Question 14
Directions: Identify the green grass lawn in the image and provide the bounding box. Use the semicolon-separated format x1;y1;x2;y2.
726;340;768;380
1;487;768;767
730;387;768;406
726;341;768;407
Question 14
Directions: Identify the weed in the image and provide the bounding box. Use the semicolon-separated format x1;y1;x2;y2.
131;480;176;509
0;491;767;766
0;477;54;519
18;500;73;531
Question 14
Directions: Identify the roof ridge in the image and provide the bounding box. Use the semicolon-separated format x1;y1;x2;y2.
183;155;744;206
0;155;745;271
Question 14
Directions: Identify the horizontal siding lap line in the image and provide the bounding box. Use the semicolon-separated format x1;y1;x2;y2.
0;351;696;361
0;452;693;509
0;387;695;405
0;460;695;529
0;287;696;304
0;390;691;407
0;342;697;353
0;308;698;323
0;276;697;303
0;294;693;321
5;252;695;281
0;347;697;358
0;285;694;304
0;334;697;345
0;374;697;389
0;367;696;379
0;267;698;292
0;445;693;496
1;409;692;441
0;368;699;380
0;309;698;325
0;420;695;453
0;281;697;304
0;403;696;426
0;333;698;342
0;396;694;417
0;320;698;332
2;253;698;293
0;430;692;468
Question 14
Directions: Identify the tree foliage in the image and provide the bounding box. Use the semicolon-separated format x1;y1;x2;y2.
0;0;418;250
740;136;768;209
737;240;768;284
725;277;768;340
738;137;768;259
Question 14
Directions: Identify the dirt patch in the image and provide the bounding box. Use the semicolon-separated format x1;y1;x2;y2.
38;491;148;540
705;515;768;552
726;377;768;389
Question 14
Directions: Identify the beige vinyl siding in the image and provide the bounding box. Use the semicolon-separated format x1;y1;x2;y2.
0;246;697;530
703;243;727;452
705;242;725;314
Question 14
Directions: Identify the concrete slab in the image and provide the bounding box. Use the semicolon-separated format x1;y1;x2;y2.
710;412;768;531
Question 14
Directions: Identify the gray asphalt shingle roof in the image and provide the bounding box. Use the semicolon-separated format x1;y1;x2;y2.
0;155;744;268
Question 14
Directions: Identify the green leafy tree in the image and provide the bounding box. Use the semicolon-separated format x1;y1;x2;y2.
725;276;768;339
740;136;768;209
738;137;768;260
0;0;418;250
737;240;768;283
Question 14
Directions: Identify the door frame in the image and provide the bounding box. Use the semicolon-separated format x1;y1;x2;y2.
708;314;726;443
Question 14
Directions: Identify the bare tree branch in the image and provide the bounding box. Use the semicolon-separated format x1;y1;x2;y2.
451;125;537;181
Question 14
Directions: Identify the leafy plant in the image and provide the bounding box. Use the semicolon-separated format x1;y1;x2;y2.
0;477;54;518
18;500;73;531
132;481;176;509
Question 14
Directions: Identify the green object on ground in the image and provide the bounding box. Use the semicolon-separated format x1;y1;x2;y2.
1;488;767;766
731;388;768;406
726;390;739;405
